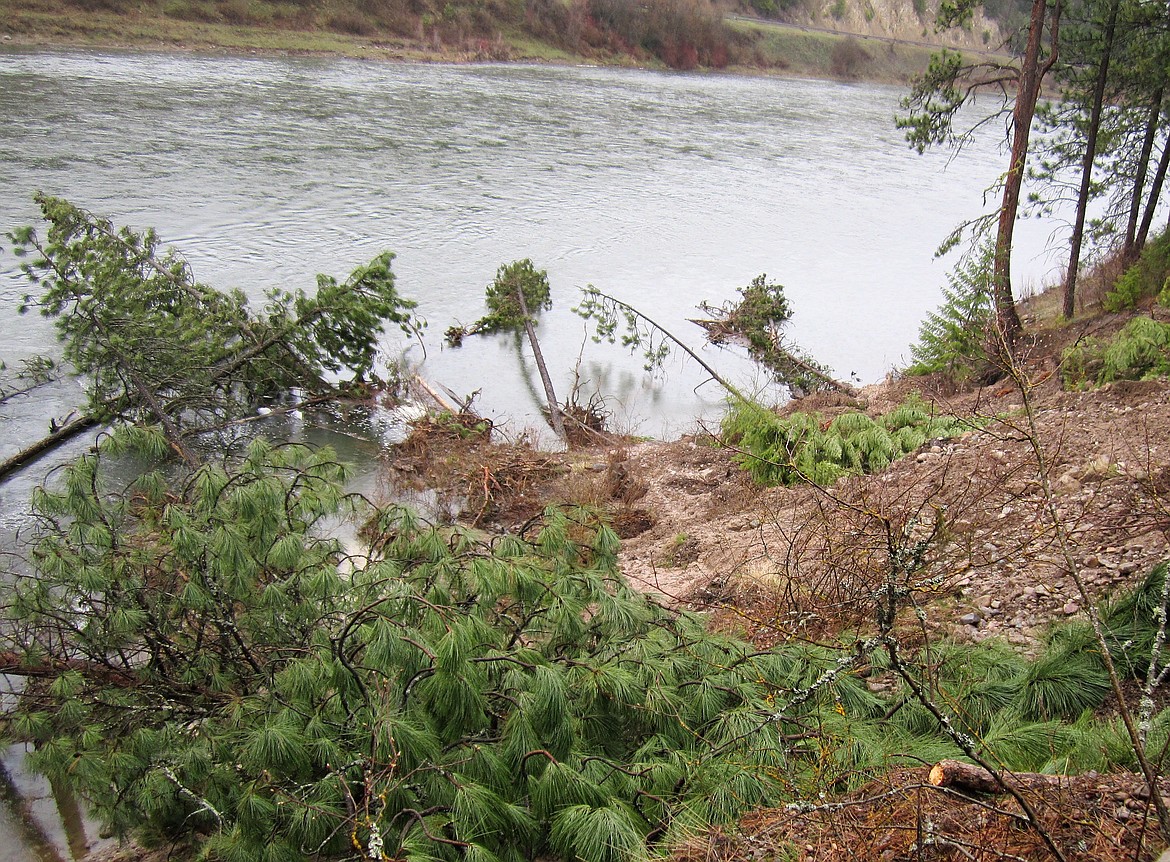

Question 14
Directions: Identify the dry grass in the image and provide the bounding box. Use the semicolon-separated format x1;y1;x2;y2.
676;767;1170;862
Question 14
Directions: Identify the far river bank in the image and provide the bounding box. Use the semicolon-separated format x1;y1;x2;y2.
0;0;1000;86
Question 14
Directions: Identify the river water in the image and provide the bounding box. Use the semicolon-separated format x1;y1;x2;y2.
0;49;1065;859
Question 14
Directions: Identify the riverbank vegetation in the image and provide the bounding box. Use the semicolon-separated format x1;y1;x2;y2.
0;0;1004;78
7;180;1170;861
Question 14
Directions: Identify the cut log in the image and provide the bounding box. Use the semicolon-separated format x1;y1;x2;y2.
929;760;1006;794
929;759;1075;795
413;375;456;413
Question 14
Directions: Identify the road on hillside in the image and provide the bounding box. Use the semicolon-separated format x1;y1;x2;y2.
726;14;1014;61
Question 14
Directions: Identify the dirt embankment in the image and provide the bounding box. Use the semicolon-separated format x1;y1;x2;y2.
396;306;1170;654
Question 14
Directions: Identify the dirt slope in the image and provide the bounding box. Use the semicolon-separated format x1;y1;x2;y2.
611;370;1170;648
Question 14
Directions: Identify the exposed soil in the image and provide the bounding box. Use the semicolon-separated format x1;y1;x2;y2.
415;308;1170;657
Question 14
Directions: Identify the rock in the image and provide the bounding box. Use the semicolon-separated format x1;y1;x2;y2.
1120;561;1141;575
1083;554;1100;568
1063;602;1081;615
975;594;992;608
959;612;981;627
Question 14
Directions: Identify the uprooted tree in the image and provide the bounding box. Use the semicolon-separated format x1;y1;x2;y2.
446;259;567;440
1;194;424;478
575;276;852;402
1;427;798;861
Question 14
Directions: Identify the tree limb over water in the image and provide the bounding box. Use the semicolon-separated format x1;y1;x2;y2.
1;194;425;481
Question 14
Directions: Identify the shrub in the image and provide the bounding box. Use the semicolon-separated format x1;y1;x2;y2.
721;394;976;486
1061;316;1170;387
329;9;378;34
829;38;869;78
1104;228;1170;311
905;242;993;380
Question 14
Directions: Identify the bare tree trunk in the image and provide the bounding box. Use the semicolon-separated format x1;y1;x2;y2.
0;414;99;483
1062;0;1118;320
515;285;567;442
993;0;1060;351
929;759;1075;795
1124;91;1164;263
1137;130;1170;253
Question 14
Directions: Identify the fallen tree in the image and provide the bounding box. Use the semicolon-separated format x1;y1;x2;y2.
2;194;424;478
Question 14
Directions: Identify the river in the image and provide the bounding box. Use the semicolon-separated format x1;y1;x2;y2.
0;48;1065;859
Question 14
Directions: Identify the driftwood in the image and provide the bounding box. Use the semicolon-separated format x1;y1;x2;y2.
0;414;99;484
928;759;1075;795
413;375;457;413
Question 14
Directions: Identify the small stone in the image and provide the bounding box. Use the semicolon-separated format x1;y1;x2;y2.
1063;602;1081;615
1120;561;1141;575
975;594;992;608
990;599;1002;609
1083;554;1101;568
1023;586;1036;599
1034;584;1051;596
959;612;981;627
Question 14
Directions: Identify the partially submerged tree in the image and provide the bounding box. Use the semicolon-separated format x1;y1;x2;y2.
692;274;855;397
2;194;423;476
576;277;850;403
447;259;566;440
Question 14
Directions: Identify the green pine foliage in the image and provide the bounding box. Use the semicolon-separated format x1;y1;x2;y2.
4;429;798;861
1104;228;1170;311
721;394;978;486
8;195;422;429
8;427;1170;858
1061;316;1170;387
905;242;993;379
472;258;552;335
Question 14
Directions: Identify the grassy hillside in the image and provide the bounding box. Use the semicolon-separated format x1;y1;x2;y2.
0;0;1000;81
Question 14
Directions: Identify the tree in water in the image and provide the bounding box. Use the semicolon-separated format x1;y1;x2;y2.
447;259;567;440
576;276;852;402
3;194;424;477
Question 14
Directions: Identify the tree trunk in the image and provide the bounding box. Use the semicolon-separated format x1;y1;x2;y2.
993;0;1060;352
0;414;99;484
1124;90;1164;264
929;759;1075;795
515;285;567;442
1062;0;1118;320
1137;130;1170;253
